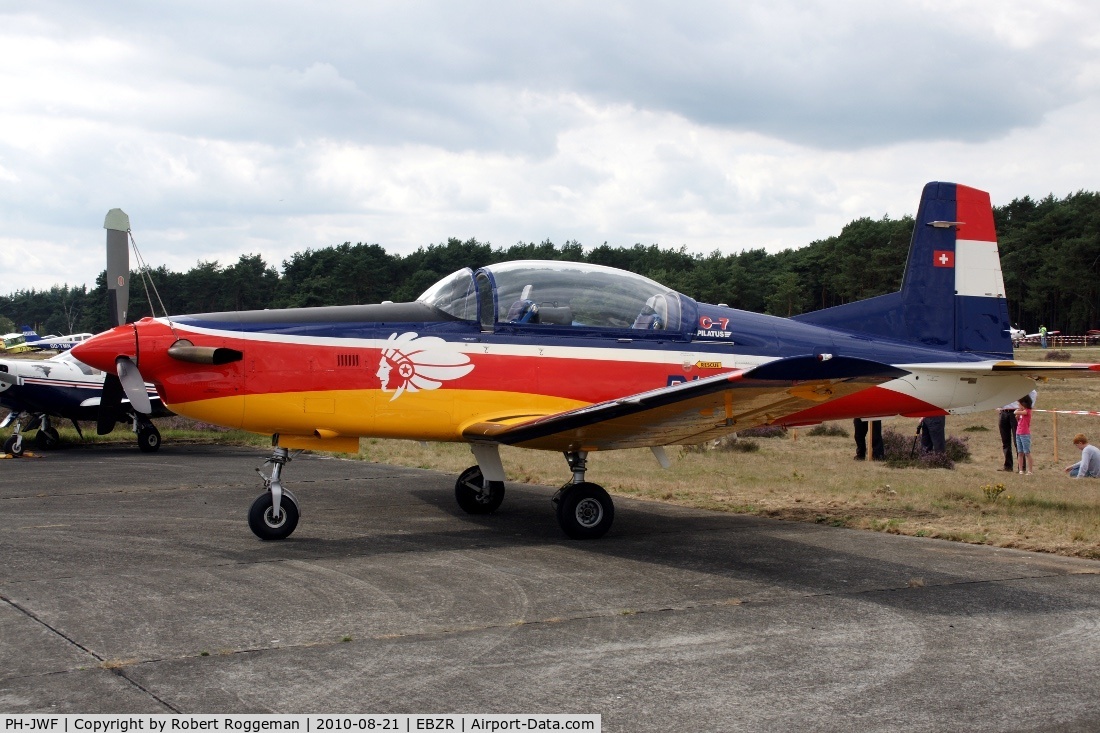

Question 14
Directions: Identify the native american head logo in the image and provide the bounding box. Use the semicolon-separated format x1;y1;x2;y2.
376;332;474;401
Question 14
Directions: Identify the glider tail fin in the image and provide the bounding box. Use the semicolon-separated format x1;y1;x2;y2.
793;182;1012;358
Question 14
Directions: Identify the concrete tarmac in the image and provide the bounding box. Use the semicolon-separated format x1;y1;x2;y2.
2;443;1099;731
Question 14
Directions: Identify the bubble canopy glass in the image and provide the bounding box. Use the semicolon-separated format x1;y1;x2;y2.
418;260;682;330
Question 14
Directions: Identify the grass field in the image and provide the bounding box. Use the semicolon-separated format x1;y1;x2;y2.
6;344;1100;558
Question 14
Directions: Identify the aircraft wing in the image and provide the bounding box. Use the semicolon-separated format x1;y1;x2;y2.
462;355;908;452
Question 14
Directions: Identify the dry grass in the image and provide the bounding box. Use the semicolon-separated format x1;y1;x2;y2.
358;345;1100;560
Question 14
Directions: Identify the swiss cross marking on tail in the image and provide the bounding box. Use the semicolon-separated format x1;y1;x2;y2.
933;250;955;268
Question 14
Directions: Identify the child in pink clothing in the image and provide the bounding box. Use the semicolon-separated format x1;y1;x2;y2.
1015;394;1034;474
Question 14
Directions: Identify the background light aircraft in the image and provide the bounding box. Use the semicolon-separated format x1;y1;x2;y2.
1009;326;1060;345
20;325;95;352
1;332;33;354
73;182;1100;541
0;209;169;455
0;350;168;454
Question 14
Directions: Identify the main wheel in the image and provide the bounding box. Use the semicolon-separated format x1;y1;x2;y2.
248;491;300;540
3;434;24;457
35;426;60;450
454;465;505;514
137;424;161;453
555;482;615;539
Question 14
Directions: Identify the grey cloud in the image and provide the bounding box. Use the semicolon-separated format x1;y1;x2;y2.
9;1;1087;154
3;0;1099;293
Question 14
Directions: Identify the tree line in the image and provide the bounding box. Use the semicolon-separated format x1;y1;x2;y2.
3;190;1100;336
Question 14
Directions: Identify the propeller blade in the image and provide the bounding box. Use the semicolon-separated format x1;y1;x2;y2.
98;210;138;435
104;209;130;328
116;356;152;414
98;373;124;435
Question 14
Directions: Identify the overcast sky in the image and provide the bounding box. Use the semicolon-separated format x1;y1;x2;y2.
2;0;1099;294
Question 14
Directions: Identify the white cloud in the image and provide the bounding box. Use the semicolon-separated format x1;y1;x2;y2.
1;0;1099;295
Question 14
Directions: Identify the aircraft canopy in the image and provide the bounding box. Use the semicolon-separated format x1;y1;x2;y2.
418;260;683;331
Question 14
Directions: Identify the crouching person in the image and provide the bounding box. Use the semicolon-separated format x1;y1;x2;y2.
1065;434;1100;478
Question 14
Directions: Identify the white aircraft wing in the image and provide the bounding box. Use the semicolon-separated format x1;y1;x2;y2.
462;355;907;452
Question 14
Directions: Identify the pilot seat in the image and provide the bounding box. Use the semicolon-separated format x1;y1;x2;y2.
632;294;668;330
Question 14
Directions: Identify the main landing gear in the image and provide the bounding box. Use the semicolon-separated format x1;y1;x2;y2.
1;412;159;456
454;465;506;514
454;449;616;539
551;451;615;539
2;412;60;456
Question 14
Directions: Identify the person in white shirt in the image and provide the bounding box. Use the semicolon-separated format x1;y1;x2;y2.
998;390;1037;472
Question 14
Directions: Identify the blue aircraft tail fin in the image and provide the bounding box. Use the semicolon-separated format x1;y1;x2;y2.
20;325;39;339
792;182;1012;358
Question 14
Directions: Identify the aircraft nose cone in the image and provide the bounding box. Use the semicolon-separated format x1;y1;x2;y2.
72;324;137;371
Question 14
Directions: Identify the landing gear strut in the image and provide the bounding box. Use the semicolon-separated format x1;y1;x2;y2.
2;412;27;456
551;451;615;539
249;442;300;540
1;412;54;456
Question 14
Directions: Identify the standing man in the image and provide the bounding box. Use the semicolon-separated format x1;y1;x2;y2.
1065;434;1100;478
853;418;884;461
919;415;947;454
1040;325;1048;348
998;400;1018;472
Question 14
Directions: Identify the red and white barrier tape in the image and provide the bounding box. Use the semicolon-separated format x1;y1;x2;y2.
1033;409;1100;416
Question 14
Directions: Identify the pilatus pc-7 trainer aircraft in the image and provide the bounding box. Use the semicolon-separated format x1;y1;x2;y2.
73;183;1100;541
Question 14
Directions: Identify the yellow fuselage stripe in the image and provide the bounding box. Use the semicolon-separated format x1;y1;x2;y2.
172;388;589;443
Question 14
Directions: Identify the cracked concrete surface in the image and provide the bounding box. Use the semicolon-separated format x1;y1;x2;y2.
2;444;1099;731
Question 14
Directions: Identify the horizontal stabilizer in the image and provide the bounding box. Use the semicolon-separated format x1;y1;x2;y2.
979;360;1100;378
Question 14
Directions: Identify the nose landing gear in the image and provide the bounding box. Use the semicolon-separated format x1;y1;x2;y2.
134;415;161;452
249;443;300;540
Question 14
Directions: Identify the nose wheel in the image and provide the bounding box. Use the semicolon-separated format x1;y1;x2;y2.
248;490;300;540
248;444;300;540
2;412;39;456
3;433;24;457
136;419;161;452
